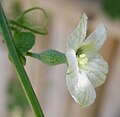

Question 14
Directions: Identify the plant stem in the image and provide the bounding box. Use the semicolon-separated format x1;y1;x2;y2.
9;20;48;35
27;52;41;59
0;2;44;117
16;7;48;29
9;7;48;35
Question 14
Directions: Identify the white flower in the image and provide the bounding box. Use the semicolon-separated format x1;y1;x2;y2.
66;13;109;107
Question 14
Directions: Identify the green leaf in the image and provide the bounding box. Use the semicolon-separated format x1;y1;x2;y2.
14;32;35;54
27;49;67;66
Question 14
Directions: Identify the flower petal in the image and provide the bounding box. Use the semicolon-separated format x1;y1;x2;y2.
66;49;79;76
83;53;109;87
80;23;107;54
66;71;96;107
66;13;87;51
66;50;96;107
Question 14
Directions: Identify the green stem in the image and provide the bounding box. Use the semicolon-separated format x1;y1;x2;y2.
27;52;41;59
9;7;48;35
0;2;44;117
16;7;48;29
9;20;48;35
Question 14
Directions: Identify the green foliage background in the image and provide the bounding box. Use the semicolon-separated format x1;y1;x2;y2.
7;78;29;117
102;0;120;19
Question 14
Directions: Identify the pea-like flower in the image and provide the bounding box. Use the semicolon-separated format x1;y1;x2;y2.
66;14;109;107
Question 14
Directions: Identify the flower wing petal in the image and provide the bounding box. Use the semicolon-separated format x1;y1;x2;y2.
80;23;107;54
66;50;96;107
66;71;96;107
67;13;87;51
83;53;109;87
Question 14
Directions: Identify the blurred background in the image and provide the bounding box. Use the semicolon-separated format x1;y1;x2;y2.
0;0;120;117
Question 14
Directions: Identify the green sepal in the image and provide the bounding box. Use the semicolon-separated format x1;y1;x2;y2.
28;49;67;66
40;50;66;65
14;32;35;54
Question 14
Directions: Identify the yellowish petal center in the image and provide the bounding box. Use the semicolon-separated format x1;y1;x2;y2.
77;54;88;67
